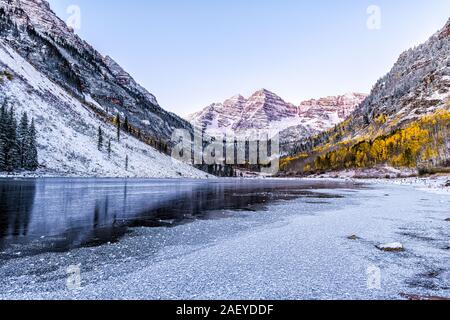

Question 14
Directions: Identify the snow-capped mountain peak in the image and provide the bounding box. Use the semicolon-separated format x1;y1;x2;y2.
3;0;77;45
188;90;367;147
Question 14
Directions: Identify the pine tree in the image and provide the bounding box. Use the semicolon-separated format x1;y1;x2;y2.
97;126;103;151
4;106;20;172
107;139;112;159
17;112;29;168
0;101;7;171
115;114;121;142
24;118;38;171
123;116;129;133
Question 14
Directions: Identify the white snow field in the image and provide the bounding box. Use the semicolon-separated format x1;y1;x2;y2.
0;40;209;178
0;180;448;300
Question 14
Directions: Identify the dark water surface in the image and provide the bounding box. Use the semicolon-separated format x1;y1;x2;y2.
0;178;361;256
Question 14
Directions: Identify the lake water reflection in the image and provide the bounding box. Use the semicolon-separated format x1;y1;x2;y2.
0;178;359;256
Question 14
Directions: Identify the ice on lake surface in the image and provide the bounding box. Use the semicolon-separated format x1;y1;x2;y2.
0;178;448;300
0;178;355;255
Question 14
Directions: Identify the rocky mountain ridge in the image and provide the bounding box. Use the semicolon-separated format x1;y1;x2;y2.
188;90;367;147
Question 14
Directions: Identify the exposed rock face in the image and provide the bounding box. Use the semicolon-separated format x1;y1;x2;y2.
0;0;191;142
298;93;366;125
234;89;300;131
189;89;301;133
188;89;366;149
439;18;450;40
282;93;367;146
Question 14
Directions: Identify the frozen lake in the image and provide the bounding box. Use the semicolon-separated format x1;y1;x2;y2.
0;178;358;255
0;178;448;300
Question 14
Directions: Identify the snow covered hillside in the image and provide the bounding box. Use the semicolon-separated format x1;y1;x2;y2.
0;40;209;178
0;0;192;144
281;19;450;175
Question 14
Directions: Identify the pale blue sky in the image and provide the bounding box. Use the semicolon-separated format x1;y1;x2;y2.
47;0;450;115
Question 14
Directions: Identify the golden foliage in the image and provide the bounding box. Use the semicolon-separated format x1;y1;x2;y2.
283;110;450;173
280;153;308;170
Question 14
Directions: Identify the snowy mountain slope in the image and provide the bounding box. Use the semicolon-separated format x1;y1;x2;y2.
351;18;450;131
0;0;192;144
281;19;450;175
0;40;210;178
188;89;366;149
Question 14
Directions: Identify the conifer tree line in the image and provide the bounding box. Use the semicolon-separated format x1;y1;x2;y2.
0;101;38;172
111;113;169;154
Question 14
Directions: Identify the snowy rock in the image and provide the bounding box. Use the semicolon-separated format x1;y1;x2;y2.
376;242;405;252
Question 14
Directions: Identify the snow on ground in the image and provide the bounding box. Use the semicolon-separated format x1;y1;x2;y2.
0;181;448;300
364;176;450;195
0;41;209;179
306;166;450;195
303;176;450;196
308;166;419;179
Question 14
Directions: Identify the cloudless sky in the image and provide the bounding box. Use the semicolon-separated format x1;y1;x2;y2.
47;0;450;116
